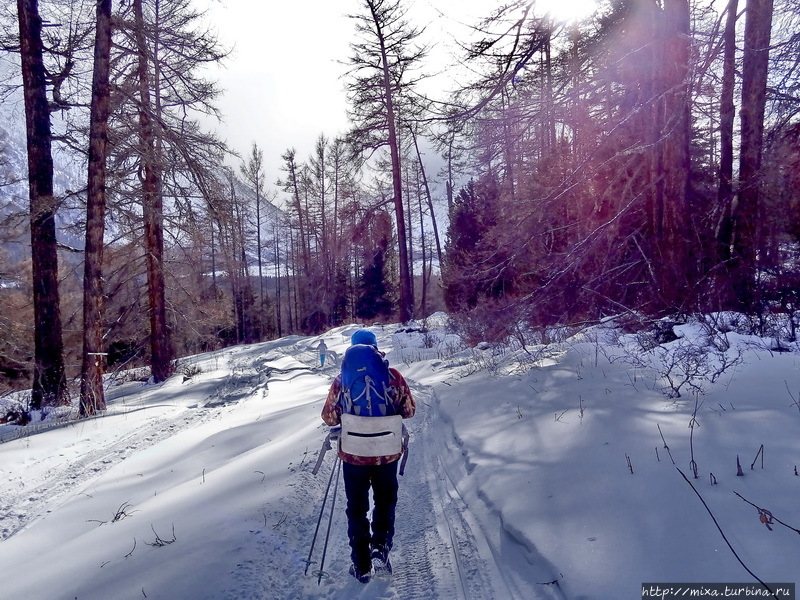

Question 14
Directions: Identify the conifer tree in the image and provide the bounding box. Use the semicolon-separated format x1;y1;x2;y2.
80;0;113;416
16;0;68;409
345;0;426;323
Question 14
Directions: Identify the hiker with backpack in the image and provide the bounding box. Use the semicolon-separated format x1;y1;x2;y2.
320;329;416;583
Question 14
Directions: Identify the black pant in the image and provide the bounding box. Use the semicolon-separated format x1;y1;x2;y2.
342;460;398;571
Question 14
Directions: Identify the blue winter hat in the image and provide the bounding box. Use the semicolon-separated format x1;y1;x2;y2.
351;330;378;348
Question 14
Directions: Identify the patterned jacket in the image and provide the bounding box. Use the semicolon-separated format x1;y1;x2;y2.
321;367;415;466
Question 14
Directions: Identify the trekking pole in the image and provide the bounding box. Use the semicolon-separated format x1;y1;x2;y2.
312;432;332;476
317;456;342;585
304;448;338;576
399;424;410;476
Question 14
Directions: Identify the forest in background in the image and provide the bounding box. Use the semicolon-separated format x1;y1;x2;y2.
0;0;798;418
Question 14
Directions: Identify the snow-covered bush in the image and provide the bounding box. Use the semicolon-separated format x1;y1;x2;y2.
611;316;747;398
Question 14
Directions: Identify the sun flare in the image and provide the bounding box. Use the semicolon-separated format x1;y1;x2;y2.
534;0;599;23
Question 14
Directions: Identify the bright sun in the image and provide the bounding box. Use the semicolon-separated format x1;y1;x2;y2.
534;0;599;23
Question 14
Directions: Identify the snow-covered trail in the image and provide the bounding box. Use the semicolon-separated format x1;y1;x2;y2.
241;366;564;600
1;329;564;599
0;342;285;542
219;379;477;600
5;319;800;599
424;384;566;600
0;402;216;540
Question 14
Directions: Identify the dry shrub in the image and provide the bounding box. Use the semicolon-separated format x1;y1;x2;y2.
448;300;518;347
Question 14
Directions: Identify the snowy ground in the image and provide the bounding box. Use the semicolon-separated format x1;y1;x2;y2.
1;314;798;599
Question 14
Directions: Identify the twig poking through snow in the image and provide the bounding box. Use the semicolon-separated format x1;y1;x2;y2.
750;444;764;470
784;380;800;414
677;468;777;598
146;524;176;547
87;501;135;526
689;398;701;479
734;492;800;536
657;424;675;465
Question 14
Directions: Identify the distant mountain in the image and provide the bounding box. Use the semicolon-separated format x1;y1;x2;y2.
1;55;88;266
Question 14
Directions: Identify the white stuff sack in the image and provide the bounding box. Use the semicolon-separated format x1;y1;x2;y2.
340;414;403;457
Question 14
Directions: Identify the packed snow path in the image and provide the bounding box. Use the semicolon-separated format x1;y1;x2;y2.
1;335;562;600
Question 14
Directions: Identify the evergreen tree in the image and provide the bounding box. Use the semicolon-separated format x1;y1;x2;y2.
80;0;113;417
356;244;393;320
442;178;504;312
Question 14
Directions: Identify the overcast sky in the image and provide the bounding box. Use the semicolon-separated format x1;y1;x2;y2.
194;0;598;196
195;0;477;184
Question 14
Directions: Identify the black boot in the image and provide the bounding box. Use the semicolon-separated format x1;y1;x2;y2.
371;544;392;573
349;563;371;583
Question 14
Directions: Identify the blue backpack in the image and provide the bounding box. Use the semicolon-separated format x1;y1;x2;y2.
338;344;396;417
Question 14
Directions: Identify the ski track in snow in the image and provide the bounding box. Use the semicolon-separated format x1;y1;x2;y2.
0;349;266;542
0;404;221;541
430;387;566;600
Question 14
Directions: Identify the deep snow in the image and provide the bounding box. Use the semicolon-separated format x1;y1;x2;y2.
1;313;798;599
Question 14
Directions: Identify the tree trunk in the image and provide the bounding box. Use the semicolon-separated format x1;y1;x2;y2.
134;0;173;381
242;142;266;340
416;169;428;317
255;177;264;339
404;156;415;309
408;126;444;272
17;0;68;409
542;31;556;155
80;0;113;417
274;225;282;337
283;149;311;275
660;0;692;307
715;0;739;269
733;0;773;307
371;6;413;322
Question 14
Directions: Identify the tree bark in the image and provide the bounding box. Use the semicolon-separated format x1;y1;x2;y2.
660;0;692;307
134;0;173;381
17;0;68;409
715;0;739;268
80;0;113;417
733;0;774;306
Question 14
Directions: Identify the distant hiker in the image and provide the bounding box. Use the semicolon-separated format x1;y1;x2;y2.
317;339;328;367
320;329;415;583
